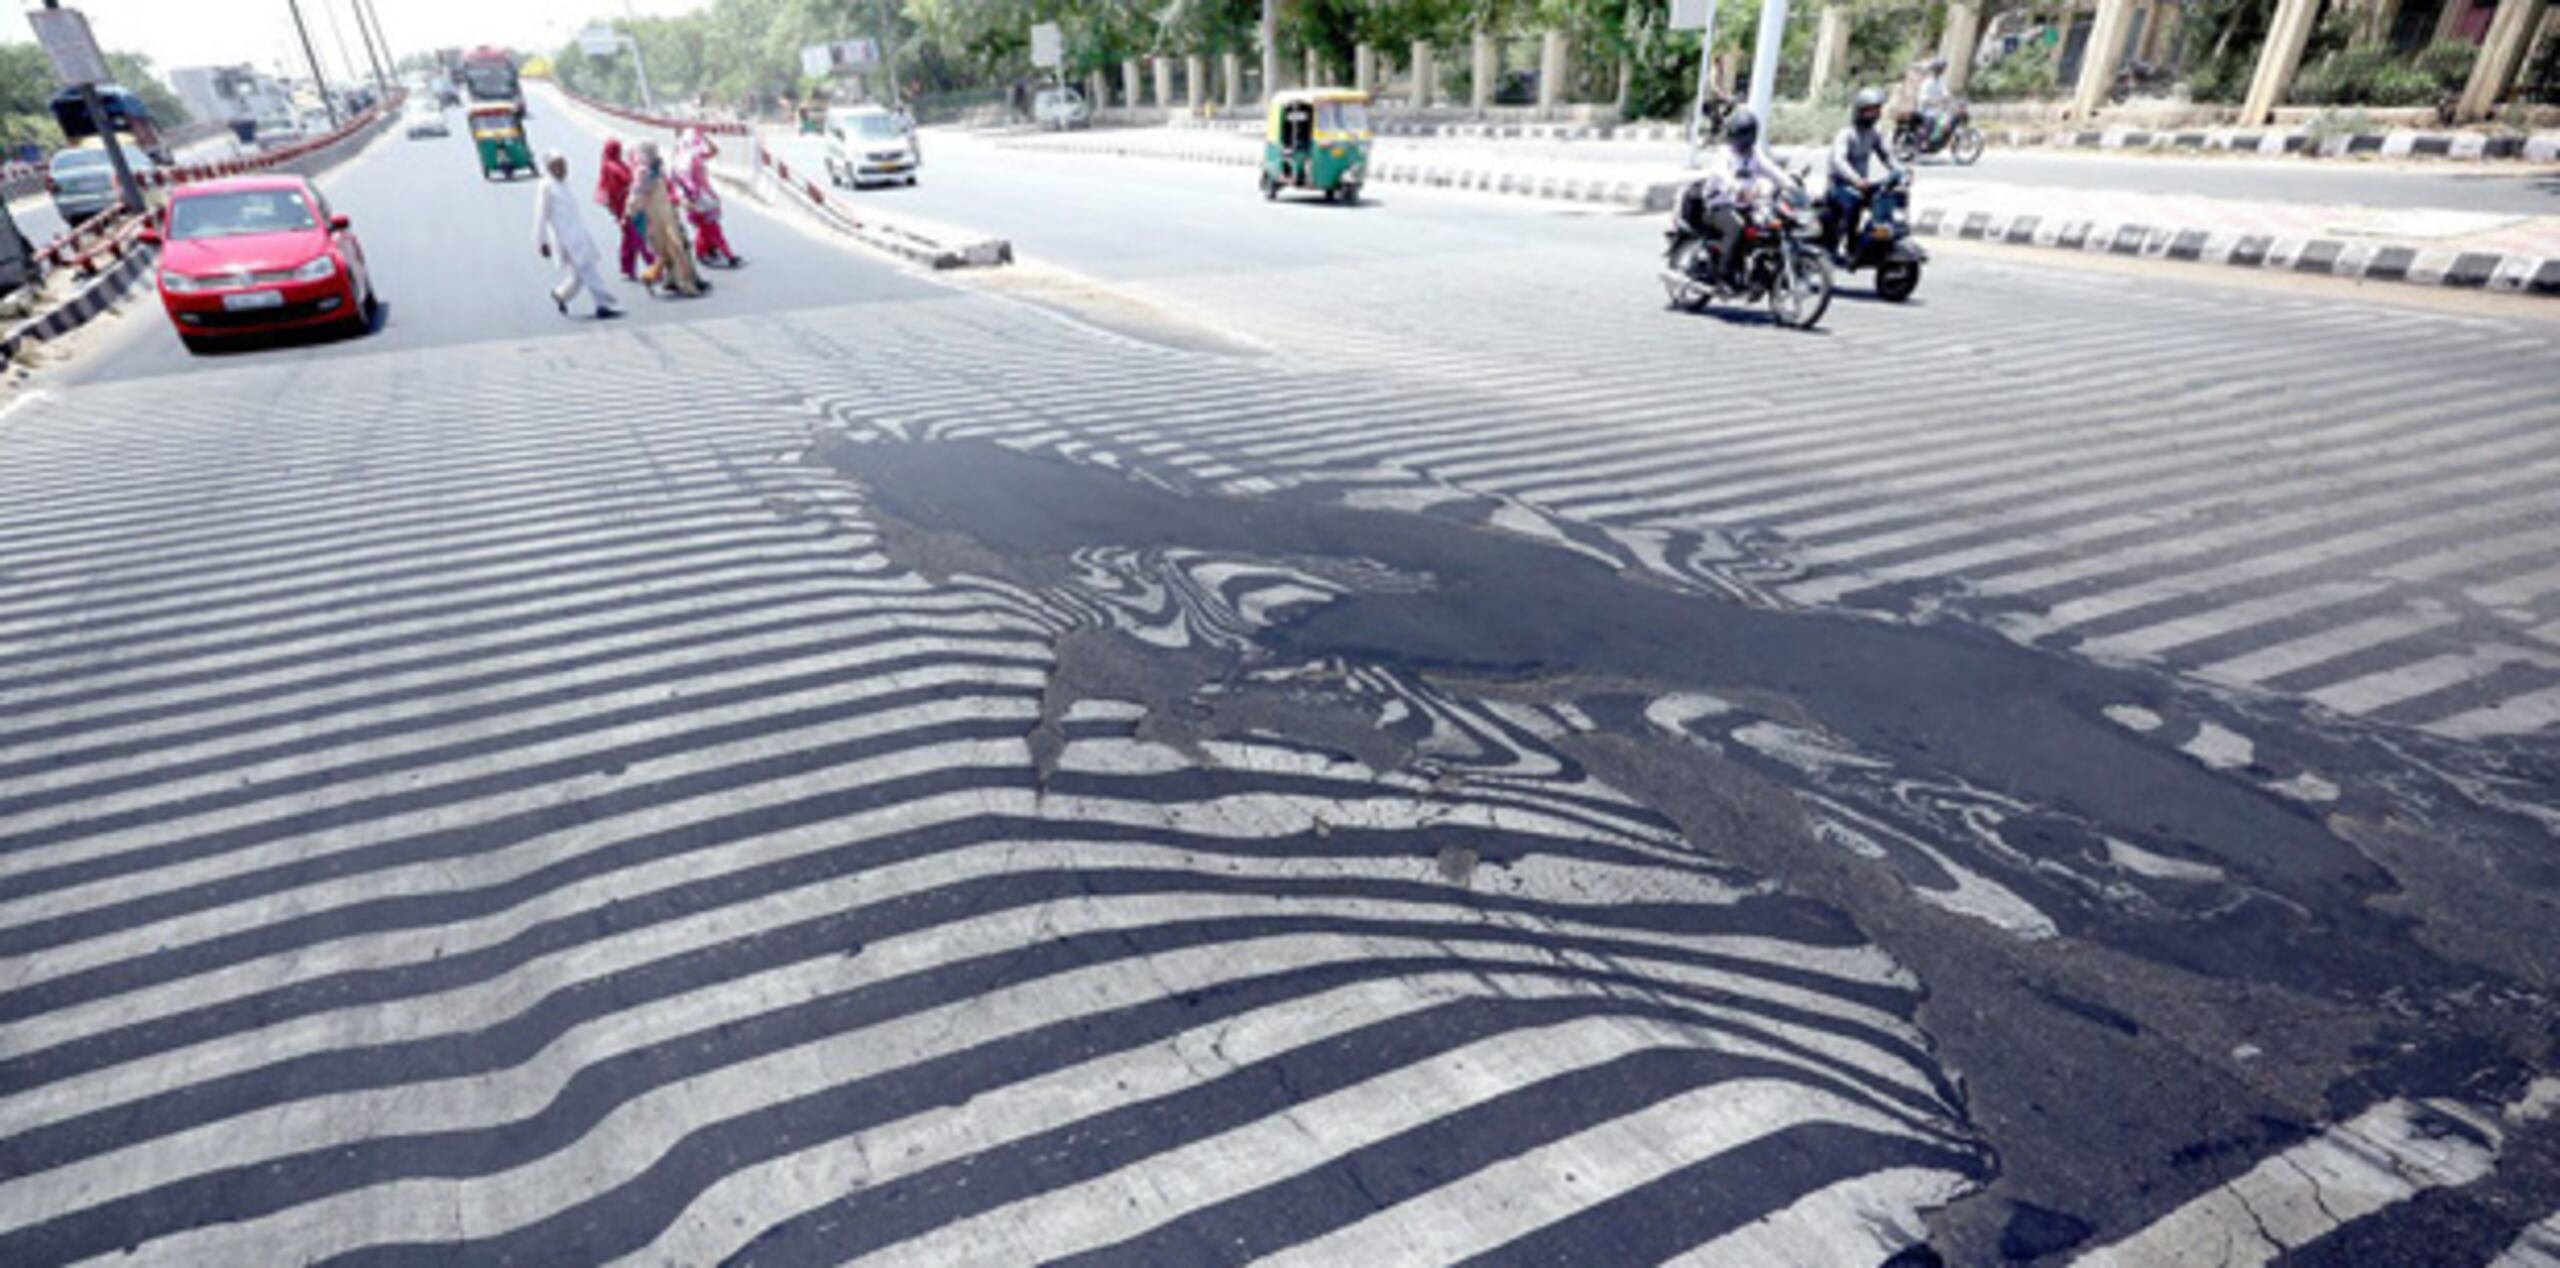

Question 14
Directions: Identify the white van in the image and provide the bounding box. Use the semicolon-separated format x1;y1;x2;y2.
822;106;918;188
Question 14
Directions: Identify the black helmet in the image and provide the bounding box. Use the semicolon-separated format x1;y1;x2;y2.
1724;109;1758;148
1853;87;1885;128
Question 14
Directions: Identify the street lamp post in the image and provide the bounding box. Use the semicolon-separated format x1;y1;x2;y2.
1743;0;1787;125
621;4;658;110
361;0;396;73
286;0;341;128
348;0;390;95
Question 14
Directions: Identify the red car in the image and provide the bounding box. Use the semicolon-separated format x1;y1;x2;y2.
143;174;377;354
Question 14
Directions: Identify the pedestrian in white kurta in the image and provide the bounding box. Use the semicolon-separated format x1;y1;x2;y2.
532;150;621;318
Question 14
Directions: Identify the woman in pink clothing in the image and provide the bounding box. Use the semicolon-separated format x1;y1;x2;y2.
672;127;740;268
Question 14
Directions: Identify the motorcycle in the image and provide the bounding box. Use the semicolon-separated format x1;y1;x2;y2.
1822;169;1926;302
1661;174;1835;330
1893;100;1984;166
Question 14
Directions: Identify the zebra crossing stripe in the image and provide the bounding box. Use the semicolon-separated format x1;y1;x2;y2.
2492;1208;2560;1267
2070;1097;2503;1267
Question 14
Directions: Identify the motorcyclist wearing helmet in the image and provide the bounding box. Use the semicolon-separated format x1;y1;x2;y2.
1917;57;1953;146
1703;109;1789;286
1826;87;1904;257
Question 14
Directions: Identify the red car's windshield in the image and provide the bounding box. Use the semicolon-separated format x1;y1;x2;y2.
169;189;316;241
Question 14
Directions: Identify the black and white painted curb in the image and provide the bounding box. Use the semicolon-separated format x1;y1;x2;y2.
1373;118;2560;162
1907;204;2560;295
1003;132;2559;297
0;245;154;363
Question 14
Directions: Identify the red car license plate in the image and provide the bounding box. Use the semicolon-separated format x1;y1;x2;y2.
222;291;285;312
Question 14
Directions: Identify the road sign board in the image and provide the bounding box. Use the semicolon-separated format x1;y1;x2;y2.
578;26;622;58
801;40;882;79
28;7;113;87
1030;23;1063;69
1669;0;1713;32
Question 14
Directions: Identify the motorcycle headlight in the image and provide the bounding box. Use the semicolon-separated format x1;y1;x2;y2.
292;254;338;282
159;269;208;294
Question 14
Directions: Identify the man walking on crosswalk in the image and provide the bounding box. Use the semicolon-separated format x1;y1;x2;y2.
532;149;623;320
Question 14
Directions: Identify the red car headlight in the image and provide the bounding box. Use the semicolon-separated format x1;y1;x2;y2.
159;269;210;294
290;254;338;282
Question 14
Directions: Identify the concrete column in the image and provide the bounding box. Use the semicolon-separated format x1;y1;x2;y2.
1305;48;1322;86
1188;55;1207;110
2361;0;2401;43
1538;30;1568;109
1413;41;1436;107
1940;2;1983;94
2136;0;2172;61
1155;58;1173;111
1356;43;1377;95
1224;52;1243;108
2241;0;2321;124
1089;69;1109;113
1472;28;1495;112
1261;15;1280;101
1808;6;1853;100
2071;0;2138;116
2434;0;2477;43
1123;58;1142;109
2459;0;2550;117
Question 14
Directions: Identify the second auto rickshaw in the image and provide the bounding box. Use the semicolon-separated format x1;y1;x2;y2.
1260;89;1371;204
469;104;532;180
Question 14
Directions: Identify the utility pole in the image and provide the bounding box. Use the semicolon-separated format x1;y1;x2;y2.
286;0;341;127
1743;0;1787;125
348;0;389;95
38;1;142;213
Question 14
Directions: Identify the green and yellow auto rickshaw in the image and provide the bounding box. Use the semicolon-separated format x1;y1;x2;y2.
1260;88;1371;204
469;104;531;180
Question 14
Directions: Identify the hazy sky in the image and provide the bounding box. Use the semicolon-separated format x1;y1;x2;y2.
12;0;711;82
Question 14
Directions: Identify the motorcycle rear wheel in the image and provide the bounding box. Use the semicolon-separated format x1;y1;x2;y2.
1662;238;1712;313
1876;259;1921;302
1770;249;1834;330
1951;127;1985;165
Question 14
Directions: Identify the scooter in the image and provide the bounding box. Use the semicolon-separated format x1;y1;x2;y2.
1822;170;1926;302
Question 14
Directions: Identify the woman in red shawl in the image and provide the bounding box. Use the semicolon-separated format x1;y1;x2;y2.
594;138;652;281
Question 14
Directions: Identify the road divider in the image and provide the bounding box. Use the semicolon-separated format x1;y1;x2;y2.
1370;119;2560;163
997;128;2560;298
539;82;1012;272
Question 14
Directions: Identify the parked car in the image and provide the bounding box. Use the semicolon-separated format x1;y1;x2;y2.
822;105;920;187
403;99;449;139
254;115;306;150
45;141;155;225
143;174;377;355
1034;86;1090;130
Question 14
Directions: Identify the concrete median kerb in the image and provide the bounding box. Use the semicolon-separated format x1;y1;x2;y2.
998;129;2559;299
1374;119;2560;164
